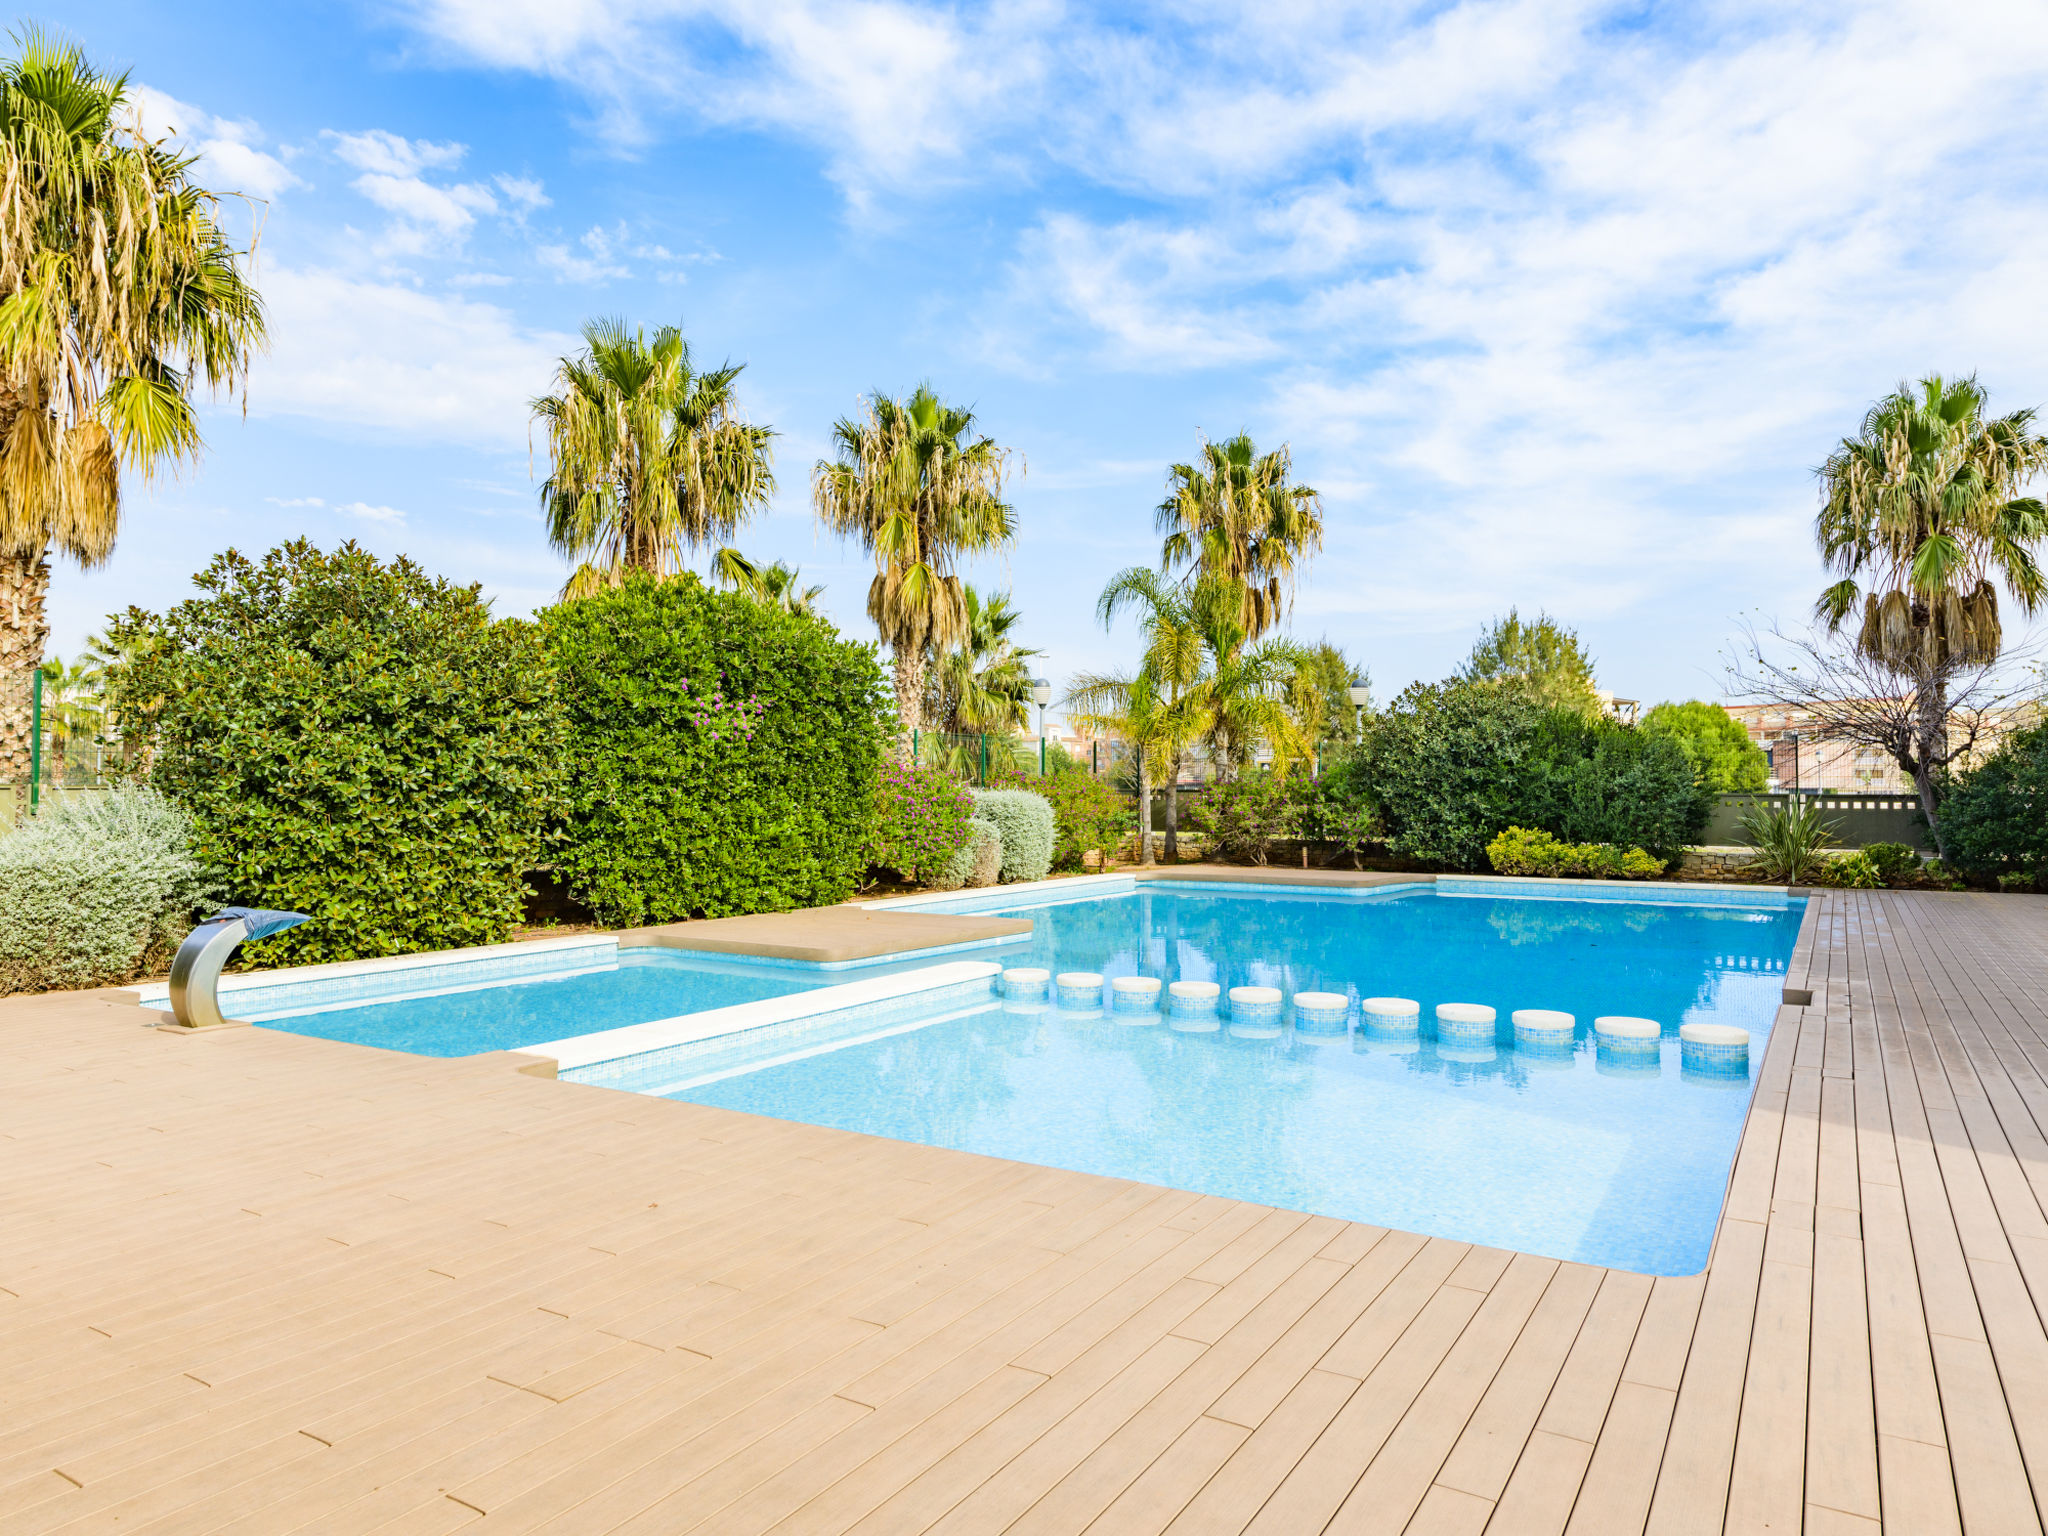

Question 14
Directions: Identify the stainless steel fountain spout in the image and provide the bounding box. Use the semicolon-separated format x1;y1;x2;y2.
167;908;311;1029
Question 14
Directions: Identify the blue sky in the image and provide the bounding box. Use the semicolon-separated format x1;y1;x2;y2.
41;0;2048;714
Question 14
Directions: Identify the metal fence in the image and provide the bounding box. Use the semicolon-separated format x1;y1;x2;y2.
909;730;1136;786
1704;791;1928;851
1;667;113;829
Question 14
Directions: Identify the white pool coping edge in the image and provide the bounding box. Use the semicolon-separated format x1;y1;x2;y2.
129;932;620;1009
525;959;1002;1072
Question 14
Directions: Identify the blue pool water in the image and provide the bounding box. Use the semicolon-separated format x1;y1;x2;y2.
259;949;826;1056
619;886;1804;1274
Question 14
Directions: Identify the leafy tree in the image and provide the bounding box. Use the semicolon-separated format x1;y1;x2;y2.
813;385;1017;747
542;572;891;924
1156;433;1322;646
1814;374;2048;820
0;34;265;815
1459;609;1600;715
1286;641;1365;748
532;320;775;598
107;541;566;966
1640;700;1769;791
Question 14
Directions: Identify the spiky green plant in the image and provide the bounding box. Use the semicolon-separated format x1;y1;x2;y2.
1738;797;1842;884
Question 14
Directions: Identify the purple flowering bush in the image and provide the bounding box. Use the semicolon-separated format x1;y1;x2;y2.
865;761;975;884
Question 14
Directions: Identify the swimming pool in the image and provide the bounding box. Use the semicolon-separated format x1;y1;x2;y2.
569;881;1805;1274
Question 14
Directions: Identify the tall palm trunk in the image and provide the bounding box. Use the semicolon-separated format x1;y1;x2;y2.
1;550;50;819
1163;756;1180;862
1136;748;1155;866
892;644;926;762
1909;678;1951;861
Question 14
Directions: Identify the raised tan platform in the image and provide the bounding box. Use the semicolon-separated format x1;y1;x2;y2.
617;906;1031;964
3;890;2046;1532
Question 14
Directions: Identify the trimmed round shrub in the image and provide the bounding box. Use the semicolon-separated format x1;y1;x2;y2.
1939;722;2048;884
987;765;1129;870
107;541;567;967
542;573;892;924
932;818;1001;891
869;762;976;884
0;786;222;994
970;788;1055;882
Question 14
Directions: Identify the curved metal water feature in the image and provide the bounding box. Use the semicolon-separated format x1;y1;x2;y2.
167;908;311;1029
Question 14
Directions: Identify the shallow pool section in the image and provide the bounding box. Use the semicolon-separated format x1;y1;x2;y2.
145;942;832;1058
575;884;1804;1274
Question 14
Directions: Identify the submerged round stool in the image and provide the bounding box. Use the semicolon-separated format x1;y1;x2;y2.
1679;1022;1749;1073
1594;1016;1661;1051
1511;1008;1575;1049
1229;985;1283;1038
1293;991;1350;1033
1055;972;1104;1011
1111;975;1163;1018
1168;980;1221;1031
1435;1002;1496;1044
1359;997;1421;1037
1000;966;1050;1001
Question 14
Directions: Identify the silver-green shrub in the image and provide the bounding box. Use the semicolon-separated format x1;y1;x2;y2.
970;789;1056;883
0;787;221;995
931;818;1001;892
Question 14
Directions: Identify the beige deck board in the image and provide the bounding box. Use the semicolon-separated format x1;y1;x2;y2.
4;891;2048;1531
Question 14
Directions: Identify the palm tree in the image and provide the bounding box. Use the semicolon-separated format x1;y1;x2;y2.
35;651;100;782
930;586;1039;735
533;320;775;599
1156;433;1322;648
1815;374;2048;820
1063;668;1195;867
0;34;265;812
813;385;1017;748
713;550;825;615
1098;566;1207;856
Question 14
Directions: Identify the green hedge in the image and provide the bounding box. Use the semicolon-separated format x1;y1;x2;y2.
970;788;1055;882
543;573;891;924
1364;680;1707;870
0;787;222;993
108;541;567;966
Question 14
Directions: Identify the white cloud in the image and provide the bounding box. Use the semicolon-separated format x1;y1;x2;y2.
337;501;408;524
129;85;302;201
320;129;508;248
536;224;632;282
400;0;1045;194
494;174;550;211
325;129;468;178
249;266;575;450
264;495;326;508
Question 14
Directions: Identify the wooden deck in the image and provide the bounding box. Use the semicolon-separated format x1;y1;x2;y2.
2;889;2045;1534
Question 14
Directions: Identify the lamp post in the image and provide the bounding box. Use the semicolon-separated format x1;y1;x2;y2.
1030;677;1052;776
1346;674;1371;743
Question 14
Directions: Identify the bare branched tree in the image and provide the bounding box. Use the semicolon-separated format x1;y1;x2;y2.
1726;621;2035;860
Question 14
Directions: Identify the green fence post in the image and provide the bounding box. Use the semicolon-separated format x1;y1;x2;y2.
912;728;919;767
979;732;988;785
29;665;42;816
